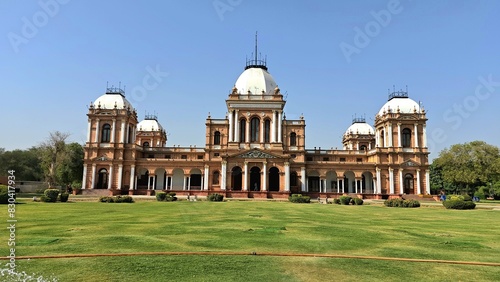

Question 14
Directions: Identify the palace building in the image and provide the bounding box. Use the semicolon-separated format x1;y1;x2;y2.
82;47;430;199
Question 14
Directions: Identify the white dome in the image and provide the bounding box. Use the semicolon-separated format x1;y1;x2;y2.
138;119;163;131
378;96;420;116
234;67;277;95
344;122;374;136
94;92;132;109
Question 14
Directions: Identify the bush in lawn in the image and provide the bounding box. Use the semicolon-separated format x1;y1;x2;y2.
99;196;114;203
384;198;404;207
207;193;224;202
333;198;341;205
352;198;364;205
402;199;420;208
288;194;310;203
443;200;476;210
339;196;352;205
59;192;69;202
99;195;134;203
0;185;11;204
462;194;472;201
44;188;59;202
166;192;178;201
40;195;53;202
156;191;167;201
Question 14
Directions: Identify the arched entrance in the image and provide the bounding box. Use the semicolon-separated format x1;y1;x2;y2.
404;173;414;194
362;172;374;193
326;171;337;192
231;166;242;190
344;171;355;193
155;168;166;190
96;168;108;189
190;168;202;190
250;166;261;191
308;170;320;192
172;168;184;190
269;167;280;191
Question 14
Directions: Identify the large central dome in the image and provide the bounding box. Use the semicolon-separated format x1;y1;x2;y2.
234;66;277;95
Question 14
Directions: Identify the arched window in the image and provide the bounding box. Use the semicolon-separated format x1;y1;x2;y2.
402;128;412;148
101;124;111;143
264;119;270;143
380;129;385;147
239;119;246;142
212;171;220;185
250;117;260;142
290;132;297;146
404;173;414;194
143;141;150;147
214;131;221;145
96;168;108;189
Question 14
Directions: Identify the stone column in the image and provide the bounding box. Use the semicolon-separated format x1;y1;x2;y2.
355;179;358;194
125;123;130;144
82;164;88;189
111;119;116;143
375;129;379;147
87;119;91;143
376;168;381;194
120;120;126;143
388;124;393;147
397;123;401;147
260;118;264;143
284;162;290;192
389;168;394;194
130;165;135;190
183;176;186;190
243;162;248;191
91;164;96;189
228;110;233;142
271;111;276;143
337;179;341;193
245;118;250;143
277;111;282;143
422;124;427;148
416;169;421;194
301;167;306;192
425;169;430;194
117;164;123;190
187;176;191;190
399;169;404;194
204;165;209;190
414;123;419;148
108;165;113;190
221;161;227;190
262;162;267;191
234;110;239;142
95;119;100;143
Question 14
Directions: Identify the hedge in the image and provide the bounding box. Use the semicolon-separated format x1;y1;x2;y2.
339;196;352;205
207;193;224;202
44;189;60;202
288;194;311;203
442;200;476;210
384;198;420;208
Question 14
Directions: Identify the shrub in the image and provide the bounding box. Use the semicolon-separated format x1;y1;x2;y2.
443;200;476;210
448;195;464;201
333;198;341;205
384;198;419;208
0;185;11;204
339;196;352;205
40;195;53;202
59;192;69;202
166;192;178;201
156;192;167;201
99;196;134;203
44;189;59;202
352;198;364;205
288;194;311;203
462;194;472;201
207;193;224;202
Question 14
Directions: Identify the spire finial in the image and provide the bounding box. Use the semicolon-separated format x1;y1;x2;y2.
255;31;258;64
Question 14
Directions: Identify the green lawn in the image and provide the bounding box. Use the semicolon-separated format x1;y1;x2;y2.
1;200;500;281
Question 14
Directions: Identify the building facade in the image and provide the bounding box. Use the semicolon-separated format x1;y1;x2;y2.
82;52;430;199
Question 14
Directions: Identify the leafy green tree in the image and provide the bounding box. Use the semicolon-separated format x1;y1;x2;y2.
56;142;84;186
0;147;43;181
38;131;70;187
433;141;500;194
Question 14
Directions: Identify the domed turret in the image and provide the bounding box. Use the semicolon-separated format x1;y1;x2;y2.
93;87;132;109
378;90;420;116
234;67;277;95
342;117;375;150
138;115;164;131
344;118;375;136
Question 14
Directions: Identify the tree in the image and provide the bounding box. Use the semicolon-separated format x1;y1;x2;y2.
56;142;84;186
0;147;43;181
432;141;500;194
38;131;70;187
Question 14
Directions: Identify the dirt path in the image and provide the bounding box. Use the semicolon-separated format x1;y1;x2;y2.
3;251;499;267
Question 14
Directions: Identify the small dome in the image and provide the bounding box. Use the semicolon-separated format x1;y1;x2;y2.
378;96;420;116
94;92;132;109
138;118;163;131
234;67;277;95
344;121;374;136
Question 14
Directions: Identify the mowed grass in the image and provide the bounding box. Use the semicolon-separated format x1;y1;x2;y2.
1;200;500;281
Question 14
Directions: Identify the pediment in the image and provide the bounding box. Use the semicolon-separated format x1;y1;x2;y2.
92;155;111;161
401;159;420;167
232;149;280;159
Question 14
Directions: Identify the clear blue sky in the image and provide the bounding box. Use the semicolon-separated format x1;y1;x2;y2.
1;0;499;160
